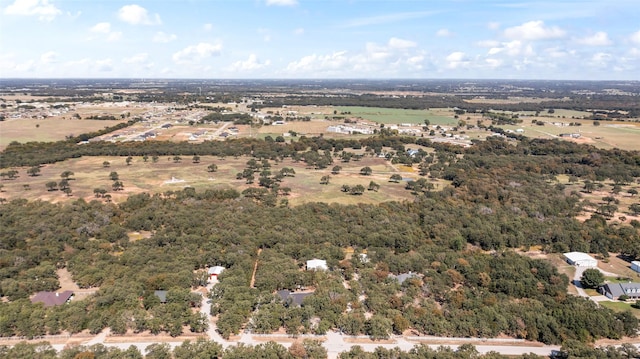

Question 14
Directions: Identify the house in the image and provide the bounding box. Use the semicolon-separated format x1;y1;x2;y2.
160;123;173;129
388;272;419;285
31;291;74;307
602;283;640;300
154;290;168;304
208;266;225;280
563;252;598;267
631;261;640;273
306;259;328;271
276;290;313;307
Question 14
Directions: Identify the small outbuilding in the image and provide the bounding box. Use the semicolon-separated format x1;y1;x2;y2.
208;266;225;281
306;259;328;271
276;290;313;307
631;261;640;273
563;252;597;267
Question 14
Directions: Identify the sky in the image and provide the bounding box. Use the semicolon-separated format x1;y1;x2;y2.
0;0;639;80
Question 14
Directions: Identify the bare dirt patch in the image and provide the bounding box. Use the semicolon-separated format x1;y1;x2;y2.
57;268;98;300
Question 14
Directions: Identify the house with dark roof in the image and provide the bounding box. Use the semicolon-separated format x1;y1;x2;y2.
154;290;168;303
276;290;313;307
602;282;640;300
31;291;74;307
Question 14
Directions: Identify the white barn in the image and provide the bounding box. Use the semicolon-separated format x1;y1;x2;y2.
631;261;640;273
563;252;597;267
306;259;328;271
208;266;225;280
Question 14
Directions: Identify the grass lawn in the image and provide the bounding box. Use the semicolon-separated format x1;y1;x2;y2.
599;301;640;315
336;106;456;125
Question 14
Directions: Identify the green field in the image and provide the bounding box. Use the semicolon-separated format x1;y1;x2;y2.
336;106;456;125
599;301;640;315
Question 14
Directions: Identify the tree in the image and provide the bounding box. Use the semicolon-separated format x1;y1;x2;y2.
580;268;604;289
360;167;372;176
27;166;41;177
109;171;119;181
152;155;159;163
126;156;133;165
350;184;365;195
630;203;640;215
112;181;124;191
173;156;182;163
628;189;638;197
143;155;149;162
583;180;595;193
192;155;200;163
207;164;218;172
320;175;331;185
424;119;430;126
63;187;72;197
331;166;342;175
59;179;69;190
341;184;350;192
102;161;110;168
368;181;380;192
60;170;74;179
389;174;403;183
45;181;58;191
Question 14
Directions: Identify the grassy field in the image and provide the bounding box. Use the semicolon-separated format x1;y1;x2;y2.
335;106;456;125
0;118;127;150
0;155;432;206
498;118;640;151
599;301;640;315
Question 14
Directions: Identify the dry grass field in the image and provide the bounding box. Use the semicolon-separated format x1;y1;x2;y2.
498;118;640;151
0;118;126;150
0;155;430;206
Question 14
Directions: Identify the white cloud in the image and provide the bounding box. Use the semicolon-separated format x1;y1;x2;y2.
172;42;222;65
630;30;640;45
4;0;62;21
118;4;161;25
445;51;469;69
228;54;270;72
203;23;213;31
89;22;121;42
286;51;348;74
293;28;304;35
123;53;148;64
340;11;437;28
477;40;500;48
488;22;501;30
153;31;177;43
589;52;612;68
576;31;612;46
436;29;453;37
4;0;61;21
503;21;565;41
40;51;57;64
90;22;111;34
96;59;113;72
488;40;534;57
265;0;298;5
388;37;416;49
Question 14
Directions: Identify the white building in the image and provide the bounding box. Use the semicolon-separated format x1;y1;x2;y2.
563;252;597;267
631;261;640;273
306;259;328;271
208;266;225;280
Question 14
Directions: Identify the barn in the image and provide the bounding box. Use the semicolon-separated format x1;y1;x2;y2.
631;261;640;273
563;252;598;267
208;266;225;281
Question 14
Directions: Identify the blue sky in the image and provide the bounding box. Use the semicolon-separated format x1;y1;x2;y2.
1;0;639;79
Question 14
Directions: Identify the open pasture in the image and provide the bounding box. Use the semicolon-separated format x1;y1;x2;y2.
499;119;640;151
0;155;429;206
336;106;455;125
0;118;126;150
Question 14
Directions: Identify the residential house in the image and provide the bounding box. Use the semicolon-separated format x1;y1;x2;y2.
208;266;225;281
276;290;313;307
31;291;74;307
154;290;168;304
306;259;328;271
602;282;640;300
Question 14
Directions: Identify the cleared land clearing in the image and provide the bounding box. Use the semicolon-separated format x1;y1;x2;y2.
0;118;126;150
0;155;428;206
335;106;456;125
498;119;640;151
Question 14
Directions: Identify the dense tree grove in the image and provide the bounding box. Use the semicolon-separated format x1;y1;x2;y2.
1;131;639;347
